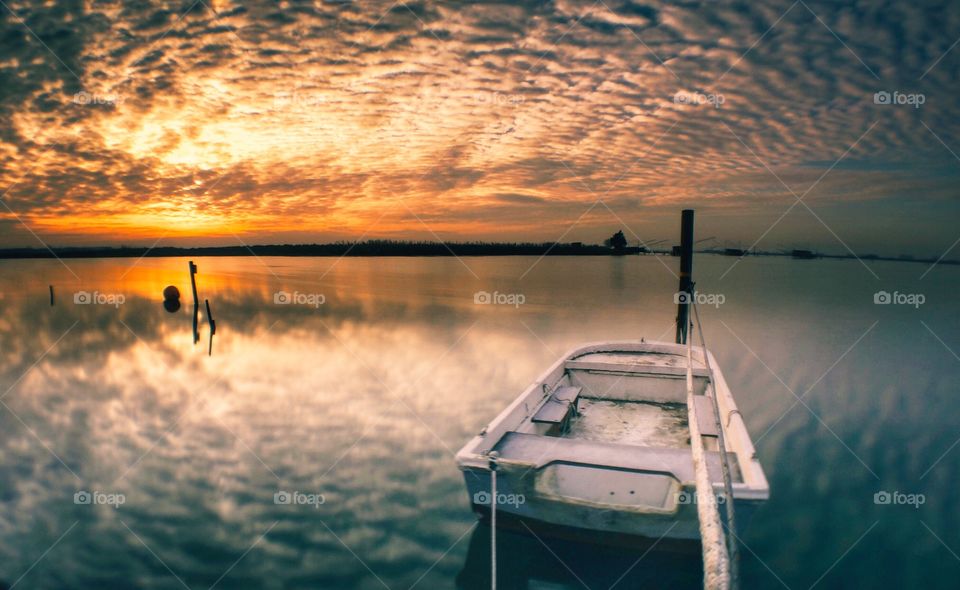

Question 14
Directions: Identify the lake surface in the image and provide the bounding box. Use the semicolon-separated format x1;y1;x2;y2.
0;254;958;589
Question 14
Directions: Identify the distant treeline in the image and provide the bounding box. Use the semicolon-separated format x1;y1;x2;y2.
0;241;953;265
0;240;643;259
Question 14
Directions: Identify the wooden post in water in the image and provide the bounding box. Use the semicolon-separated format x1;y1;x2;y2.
205;299;216;356
189;261;199;307
190;261;200;344
675;209;694;344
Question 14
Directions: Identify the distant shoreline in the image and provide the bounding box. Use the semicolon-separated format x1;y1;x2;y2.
0;242;954;266
0;242;627;259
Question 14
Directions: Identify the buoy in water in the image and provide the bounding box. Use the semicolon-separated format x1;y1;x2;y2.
163;285;181;313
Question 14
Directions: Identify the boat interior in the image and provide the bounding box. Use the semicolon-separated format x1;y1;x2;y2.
458;341;769;512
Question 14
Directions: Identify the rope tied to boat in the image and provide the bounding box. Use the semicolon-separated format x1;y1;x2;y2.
725;409;743;428
685;307;732;590
488;451;499;590
692;298;740;589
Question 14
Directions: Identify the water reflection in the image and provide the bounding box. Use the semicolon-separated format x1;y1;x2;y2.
456;522;702;589
205;299;216;356
0;256;958;588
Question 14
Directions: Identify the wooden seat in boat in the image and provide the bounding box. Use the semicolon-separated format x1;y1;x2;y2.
532;386;582;425
493;432;742;484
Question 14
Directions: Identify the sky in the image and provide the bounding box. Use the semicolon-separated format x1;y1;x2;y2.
0;0;958;256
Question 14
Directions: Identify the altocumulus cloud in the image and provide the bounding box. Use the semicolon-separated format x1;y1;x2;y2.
0;0;958;254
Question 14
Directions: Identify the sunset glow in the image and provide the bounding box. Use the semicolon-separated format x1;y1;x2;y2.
1;0;959;254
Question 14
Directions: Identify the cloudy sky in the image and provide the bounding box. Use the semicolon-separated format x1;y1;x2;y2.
1;0;958;255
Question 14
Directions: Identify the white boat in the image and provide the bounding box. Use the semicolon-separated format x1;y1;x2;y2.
455;339;769;545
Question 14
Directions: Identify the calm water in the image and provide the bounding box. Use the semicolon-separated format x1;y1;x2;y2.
0;255;958;589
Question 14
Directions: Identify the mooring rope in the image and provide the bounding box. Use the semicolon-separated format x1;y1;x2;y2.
686;316;731;590
489;452;498;590
692;298;740;589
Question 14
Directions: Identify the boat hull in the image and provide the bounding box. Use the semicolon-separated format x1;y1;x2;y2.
462;467;763;545
456;340;769;546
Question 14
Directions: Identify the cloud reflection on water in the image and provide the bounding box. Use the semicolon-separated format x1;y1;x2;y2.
0;255;958;588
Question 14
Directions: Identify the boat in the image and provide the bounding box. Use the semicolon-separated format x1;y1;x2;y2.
455;339;769;544
455;210;769;559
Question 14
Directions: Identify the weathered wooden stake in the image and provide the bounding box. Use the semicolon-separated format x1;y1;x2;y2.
675;209;694;344
190;261;200;344
189;261;199;307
